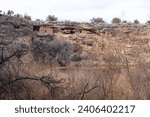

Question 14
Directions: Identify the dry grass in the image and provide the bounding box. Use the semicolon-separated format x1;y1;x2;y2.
0;53;149;99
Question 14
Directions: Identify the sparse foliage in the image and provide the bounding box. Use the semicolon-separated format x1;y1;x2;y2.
0;10;2;16
24;14;31;21
122;20;127;23
146;20;150;24
14;14;23;18
134;19;140;24
90;17;105;24
7;10;14;16
46;15;58;22
0;35;62;99
32;36;76;66
35;19;44;24
111;17;121;24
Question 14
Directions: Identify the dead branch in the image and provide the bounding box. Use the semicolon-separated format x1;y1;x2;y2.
80;82;100;100
0;76;62;89
0;51;19;65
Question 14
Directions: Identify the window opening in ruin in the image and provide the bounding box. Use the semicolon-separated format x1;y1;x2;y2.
33;26;40;31
14;25;20;29
70;30;75;34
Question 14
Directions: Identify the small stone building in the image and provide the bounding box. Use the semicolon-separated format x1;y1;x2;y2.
33;24;59;35
39;26;54;35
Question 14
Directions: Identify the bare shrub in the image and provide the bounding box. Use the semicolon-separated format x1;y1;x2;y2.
124;58;150;99
60;68;101;99
57;64;121;100
32;36;76;66
0;35;63;99
0;51;63;99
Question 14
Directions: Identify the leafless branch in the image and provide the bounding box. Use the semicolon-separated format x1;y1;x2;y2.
0;76;62;89
80;82;100;100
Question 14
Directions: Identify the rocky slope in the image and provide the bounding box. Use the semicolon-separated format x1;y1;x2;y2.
0;15;150;99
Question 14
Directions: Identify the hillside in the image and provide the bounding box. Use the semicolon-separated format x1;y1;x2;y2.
0;15;150;99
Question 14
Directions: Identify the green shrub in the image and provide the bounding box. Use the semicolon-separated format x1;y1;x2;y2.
134;19;140;24
24;14;31;21
46;15;58;22
111;17;121;24
146;20;150;24
122;20;127;23
90;17;105;24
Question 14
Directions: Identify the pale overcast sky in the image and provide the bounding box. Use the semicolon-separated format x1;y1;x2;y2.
0;0;150;23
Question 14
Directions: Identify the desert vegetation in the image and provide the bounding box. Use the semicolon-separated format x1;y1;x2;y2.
0;10;150;99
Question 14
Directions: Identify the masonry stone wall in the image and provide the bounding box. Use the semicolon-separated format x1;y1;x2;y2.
39;26;54;35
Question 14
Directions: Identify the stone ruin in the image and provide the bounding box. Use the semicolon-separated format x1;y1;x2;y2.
33;20;150;38
1;13;149;38
33;22;97;35
0;14;150;66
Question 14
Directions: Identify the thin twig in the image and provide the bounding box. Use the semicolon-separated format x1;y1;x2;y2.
80;83;100;100
0;76;61;88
